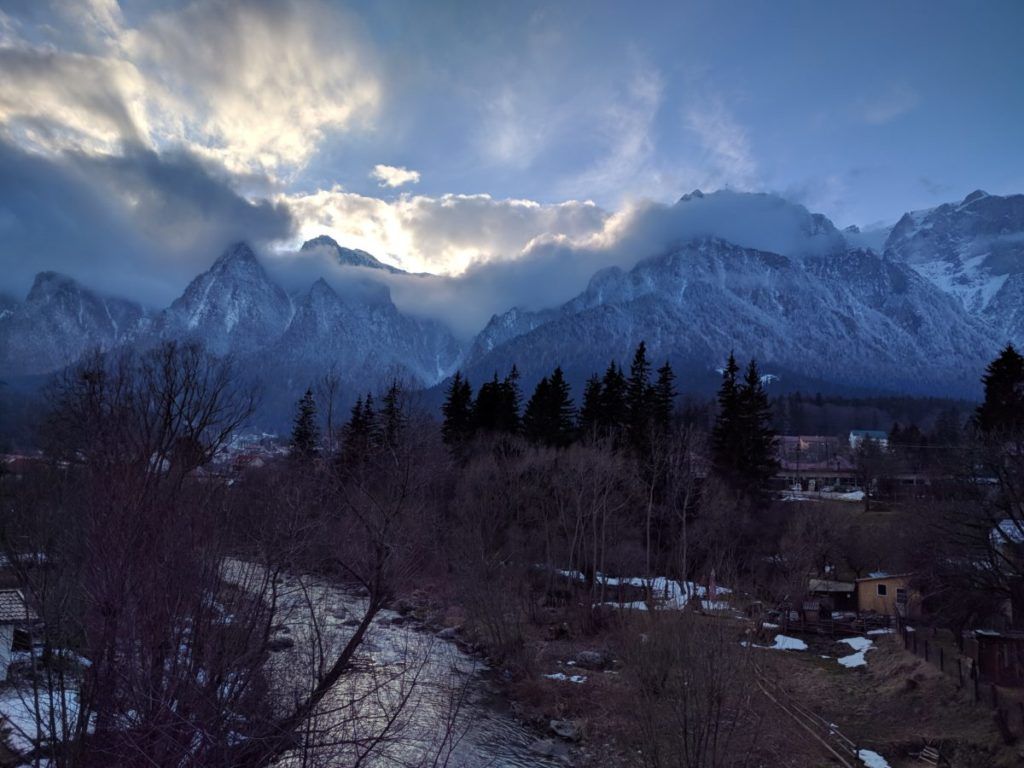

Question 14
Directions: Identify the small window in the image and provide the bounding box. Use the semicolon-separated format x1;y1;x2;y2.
896;588;908;604
876;583;888;597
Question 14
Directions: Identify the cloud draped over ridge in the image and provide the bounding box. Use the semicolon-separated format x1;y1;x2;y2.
281;188;611;274
273;189;848;337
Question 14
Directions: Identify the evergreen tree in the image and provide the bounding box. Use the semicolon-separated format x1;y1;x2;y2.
523;367;576;447
651;361;677;432
578;374;604;437
341;392;378;460
599;361;628;436
442;371;475;447
975;344;1024;436
497;365;522;433
711;353;742;479
626;341;653;443
380;380;406;446
737;359;778;489
473;373;503;432
289;388;321;461
523;376;551;444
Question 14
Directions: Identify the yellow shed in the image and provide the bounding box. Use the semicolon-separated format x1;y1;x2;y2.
855;573;921;618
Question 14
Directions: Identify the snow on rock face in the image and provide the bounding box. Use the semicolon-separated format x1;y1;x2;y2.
300;235;407;274
0;271;146;375
265;273;462;389
154;242;294;356
884;191;1024;343
463;237;998;397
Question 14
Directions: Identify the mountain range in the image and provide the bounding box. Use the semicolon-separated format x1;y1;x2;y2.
2;189;1022;424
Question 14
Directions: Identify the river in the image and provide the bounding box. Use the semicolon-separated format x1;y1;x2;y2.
265;572;566;768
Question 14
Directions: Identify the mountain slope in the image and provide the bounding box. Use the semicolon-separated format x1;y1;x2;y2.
0;271;146;376
883;190;1024;343
262;276;462;391
153;242;294;356
464;238;997;397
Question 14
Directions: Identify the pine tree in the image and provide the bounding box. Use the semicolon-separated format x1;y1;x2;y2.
289;388;321;461
523;368;576;447
651;361;677;432
975;344;1024;436
498;365;522;434
578;374;604;438
473;373;500;432
711;353;742;479
548;367;577;446
523;376;551;444
380;380;405;446
599;361;628;437
626;341;653;445
442;371;475;447
737;359;778;489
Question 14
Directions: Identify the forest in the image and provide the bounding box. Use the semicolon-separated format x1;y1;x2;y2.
1;342;1023;767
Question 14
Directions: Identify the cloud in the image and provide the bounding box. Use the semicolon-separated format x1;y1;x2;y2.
858;83;920;125
0;138;293;305
371;164;420;188
561;64;669;202
0;0;381;176
281;189;610;274
278;189;846;337
684;98;759;191
0;45;149;154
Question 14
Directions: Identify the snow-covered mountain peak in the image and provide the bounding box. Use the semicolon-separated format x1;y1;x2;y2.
300;234;406;274
962;189;989;206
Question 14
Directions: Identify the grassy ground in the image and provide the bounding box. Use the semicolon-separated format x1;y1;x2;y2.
758;630;1024;767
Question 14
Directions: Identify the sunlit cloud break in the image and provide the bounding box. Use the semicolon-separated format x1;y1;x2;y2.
371;164;421;188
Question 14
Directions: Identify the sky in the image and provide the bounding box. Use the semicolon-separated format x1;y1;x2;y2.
1;0;1022;329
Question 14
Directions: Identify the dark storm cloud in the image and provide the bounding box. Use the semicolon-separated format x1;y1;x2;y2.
0;139;294;305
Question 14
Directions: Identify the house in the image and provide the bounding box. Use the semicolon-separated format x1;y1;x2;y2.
855;573;921;618
974;630;1024;687
0;590;36;682
776;436;857;490
849;429;889;451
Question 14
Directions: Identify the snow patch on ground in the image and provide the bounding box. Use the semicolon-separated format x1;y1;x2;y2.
544;673;587;684
858;748;891;768
837;636;875;668
743;634;808;652
0;686;82;754
556;569;732;612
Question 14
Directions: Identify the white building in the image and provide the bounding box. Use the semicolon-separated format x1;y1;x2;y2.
0;590;35;682
849;429;889;451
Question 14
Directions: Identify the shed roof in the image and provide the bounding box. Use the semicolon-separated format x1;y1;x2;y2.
855;573;912;582
808;578;855;593
0;590;37;623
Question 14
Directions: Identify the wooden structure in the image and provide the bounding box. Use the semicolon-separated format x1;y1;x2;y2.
855;573;921;619
974;629;1024;687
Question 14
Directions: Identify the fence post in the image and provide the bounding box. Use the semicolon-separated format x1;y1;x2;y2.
940;647;944;672
974;663;980;703
992;684;998;709
925;639;930;662
958;658;963;687
913;633;918;655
